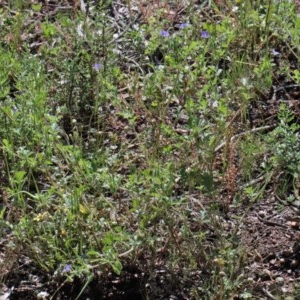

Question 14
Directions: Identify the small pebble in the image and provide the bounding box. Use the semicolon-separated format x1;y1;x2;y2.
37;292;49;300
291;259;299;268
261;269;271;279
279;258;285;264
276;277;284;285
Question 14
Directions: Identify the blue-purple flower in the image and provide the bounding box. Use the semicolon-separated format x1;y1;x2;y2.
160;30;170;37
270;49;280;56
179;23;189;29
201;30;210;38
62;264;72;273
93;62;102;71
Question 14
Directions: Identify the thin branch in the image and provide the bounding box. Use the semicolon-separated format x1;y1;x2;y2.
214;124;276;153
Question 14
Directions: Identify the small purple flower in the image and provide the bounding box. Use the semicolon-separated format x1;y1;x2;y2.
201;30;210;38
160;30;169;37
93;63;102;71
179;23;189;29
62;264;72;273
271;49;280;56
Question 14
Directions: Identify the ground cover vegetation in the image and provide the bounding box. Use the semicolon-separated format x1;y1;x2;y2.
1;0;300;299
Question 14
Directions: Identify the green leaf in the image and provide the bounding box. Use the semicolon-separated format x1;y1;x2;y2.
41;22;57;38
31;3;42;12
15;170;26;182
110;258;122;275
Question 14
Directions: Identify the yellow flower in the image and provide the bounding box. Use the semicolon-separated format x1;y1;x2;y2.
79;203;89;215
33;212;49;222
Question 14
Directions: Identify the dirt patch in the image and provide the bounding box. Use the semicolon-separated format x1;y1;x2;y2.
235;198;300;298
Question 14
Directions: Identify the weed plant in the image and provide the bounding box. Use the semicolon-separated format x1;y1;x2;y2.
0;0;299;299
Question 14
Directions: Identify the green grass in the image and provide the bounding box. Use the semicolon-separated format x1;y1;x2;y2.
0;0;300;298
